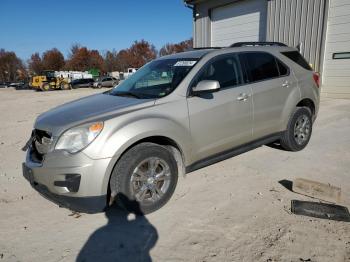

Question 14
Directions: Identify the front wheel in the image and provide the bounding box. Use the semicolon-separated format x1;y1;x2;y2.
40;83;50;91
109;143;178;214
280;107;313;151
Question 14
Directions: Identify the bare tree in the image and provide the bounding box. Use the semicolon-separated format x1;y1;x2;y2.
104;50;119;72
28;52;43;75
68;43;82;59
0;49;25;82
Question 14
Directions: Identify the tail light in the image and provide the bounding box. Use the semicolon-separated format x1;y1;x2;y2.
313;72;320;88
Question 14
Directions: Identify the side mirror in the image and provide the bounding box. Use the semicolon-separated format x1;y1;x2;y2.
192;80;220;94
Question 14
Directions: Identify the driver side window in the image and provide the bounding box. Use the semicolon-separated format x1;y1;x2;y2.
196;55;243;89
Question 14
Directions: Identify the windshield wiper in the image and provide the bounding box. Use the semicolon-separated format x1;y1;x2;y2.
112;91;142;99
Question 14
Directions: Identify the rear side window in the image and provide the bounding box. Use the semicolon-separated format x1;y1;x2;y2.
281;51;312;70
241;52;280;82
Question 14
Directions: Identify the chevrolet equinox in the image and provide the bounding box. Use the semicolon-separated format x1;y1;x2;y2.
23;42;320;214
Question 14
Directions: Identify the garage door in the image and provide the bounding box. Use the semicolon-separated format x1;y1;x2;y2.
211;0;267;47
322;0;350;97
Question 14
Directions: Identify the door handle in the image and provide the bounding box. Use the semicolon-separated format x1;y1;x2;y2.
236;93;250;101
282;81;290;88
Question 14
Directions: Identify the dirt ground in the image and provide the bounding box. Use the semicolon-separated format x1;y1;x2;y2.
0;88;349;262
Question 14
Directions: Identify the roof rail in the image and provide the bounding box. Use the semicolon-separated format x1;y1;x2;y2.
231;42;287;47
192;47;222;50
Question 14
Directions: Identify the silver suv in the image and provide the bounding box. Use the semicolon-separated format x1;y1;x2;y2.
23;42;320;214
93;77;119;88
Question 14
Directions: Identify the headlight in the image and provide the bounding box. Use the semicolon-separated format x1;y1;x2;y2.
55;122;103;153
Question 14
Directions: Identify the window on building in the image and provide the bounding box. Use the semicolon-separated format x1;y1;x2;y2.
332;52;350;60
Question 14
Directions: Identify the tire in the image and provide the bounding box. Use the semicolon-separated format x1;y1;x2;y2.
98;84;102;89
280;107;313;151
40;83;50;91
60;82;71;90
110;142;178;214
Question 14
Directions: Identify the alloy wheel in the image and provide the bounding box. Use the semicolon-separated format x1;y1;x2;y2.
130;157;171;203
294;114;311;145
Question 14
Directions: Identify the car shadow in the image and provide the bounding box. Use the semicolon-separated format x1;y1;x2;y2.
265;141;287;151
76;195;158;262
278;179;293;192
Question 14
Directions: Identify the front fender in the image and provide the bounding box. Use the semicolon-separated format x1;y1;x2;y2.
85;116;192;164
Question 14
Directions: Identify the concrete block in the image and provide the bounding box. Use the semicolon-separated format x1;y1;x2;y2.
292;178;341;203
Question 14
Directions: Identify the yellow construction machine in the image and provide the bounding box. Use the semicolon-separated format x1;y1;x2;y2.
30;70;70;91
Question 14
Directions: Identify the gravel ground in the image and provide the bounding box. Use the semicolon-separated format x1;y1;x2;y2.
0;88;349;262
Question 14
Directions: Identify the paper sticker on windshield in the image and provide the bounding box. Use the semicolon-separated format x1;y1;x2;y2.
174;61;197;67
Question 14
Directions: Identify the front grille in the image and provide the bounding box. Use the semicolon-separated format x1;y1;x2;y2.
30;129;53;163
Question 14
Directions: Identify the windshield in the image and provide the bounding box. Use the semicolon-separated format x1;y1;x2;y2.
109;58;198;99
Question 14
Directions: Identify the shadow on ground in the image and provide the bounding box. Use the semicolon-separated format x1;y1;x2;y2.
77;196;158;262
278;179;293;192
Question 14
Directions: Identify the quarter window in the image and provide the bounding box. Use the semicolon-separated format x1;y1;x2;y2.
196;55;242;88
281;51;312;70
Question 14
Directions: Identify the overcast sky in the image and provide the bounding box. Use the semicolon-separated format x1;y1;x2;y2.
0;0;193;60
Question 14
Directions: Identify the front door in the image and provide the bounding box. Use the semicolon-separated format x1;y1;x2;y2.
187;54;253;162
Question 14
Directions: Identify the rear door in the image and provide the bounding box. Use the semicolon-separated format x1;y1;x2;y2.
76;79;83;88
239;52;296;139
187;54;253;162
83;79;92;87
80;79;87;87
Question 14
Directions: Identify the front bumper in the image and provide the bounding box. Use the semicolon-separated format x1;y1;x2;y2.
23;149;114;213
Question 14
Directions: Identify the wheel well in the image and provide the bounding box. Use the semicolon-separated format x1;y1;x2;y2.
131;136;185;175
106;136;185;206
296;99;315;116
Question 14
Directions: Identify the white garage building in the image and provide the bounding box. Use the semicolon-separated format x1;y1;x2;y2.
185;0;350;98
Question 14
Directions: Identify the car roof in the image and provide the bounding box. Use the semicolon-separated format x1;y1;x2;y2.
157;45;297;61
157;49;214;60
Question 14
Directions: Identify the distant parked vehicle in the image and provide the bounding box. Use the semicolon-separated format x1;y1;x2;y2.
70;78;95;89
14;82;30;90
0;82;9;88
120;68;138;80
93;77;119;88
9;82;26;89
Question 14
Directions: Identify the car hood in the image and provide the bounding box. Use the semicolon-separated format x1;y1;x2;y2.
35;93;155;136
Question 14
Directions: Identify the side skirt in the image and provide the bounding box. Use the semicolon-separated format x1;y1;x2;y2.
185;132;283;174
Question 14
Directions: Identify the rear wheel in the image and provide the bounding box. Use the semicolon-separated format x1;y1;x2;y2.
280;107;312;151
109;143;178;214
60;82;71;90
